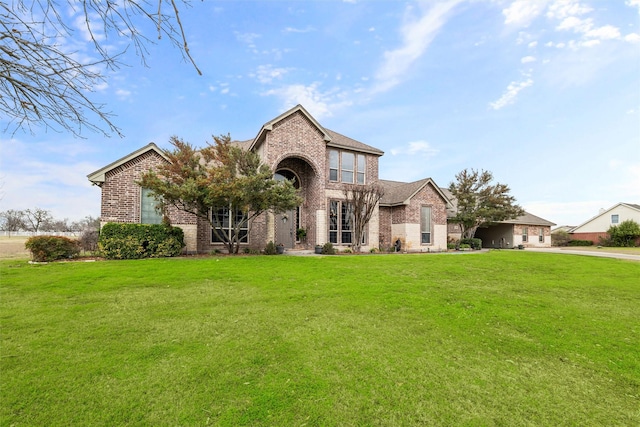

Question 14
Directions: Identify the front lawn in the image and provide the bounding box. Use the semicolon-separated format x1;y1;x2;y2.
1;252;638;426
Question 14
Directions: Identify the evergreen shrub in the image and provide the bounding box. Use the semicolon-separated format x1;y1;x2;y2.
567;239;593;246
98;223;184;259
25;236;80;262
460;238;482;250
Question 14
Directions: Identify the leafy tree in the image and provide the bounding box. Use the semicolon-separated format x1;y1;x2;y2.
2;1;200;137
448;169;524;239
0;209;25;233
139;135;302;254
23;208;53;233
342;183;384;253
607;220;640;247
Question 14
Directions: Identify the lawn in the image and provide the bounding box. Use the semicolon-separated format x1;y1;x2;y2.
1;252;639;426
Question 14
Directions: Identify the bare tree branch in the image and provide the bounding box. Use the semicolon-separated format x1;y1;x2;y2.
0;0;201;138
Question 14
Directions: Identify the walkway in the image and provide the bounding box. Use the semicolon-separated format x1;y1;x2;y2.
525;247;640;262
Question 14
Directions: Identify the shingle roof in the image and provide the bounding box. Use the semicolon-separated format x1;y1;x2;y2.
248;104;384;155
380;178;450;206
87;143;167;185
325;129;384;156
440;186;556;226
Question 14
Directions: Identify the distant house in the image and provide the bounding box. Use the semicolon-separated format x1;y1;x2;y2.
87;104;553;253
569;203;640;244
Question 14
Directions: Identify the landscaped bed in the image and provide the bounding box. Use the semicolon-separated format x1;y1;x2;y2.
1;252;638;426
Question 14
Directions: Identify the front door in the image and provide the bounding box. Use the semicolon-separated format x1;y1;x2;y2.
276;209;296;248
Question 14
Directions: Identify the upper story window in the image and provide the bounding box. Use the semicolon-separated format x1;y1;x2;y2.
141;187;163;224
329;149;365;184
611;214;619;224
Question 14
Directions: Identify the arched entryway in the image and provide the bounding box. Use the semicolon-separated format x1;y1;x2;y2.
274;169;300;249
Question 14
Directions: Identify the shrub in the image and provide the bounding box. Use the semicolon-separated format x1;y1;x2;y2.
568;239;593;247
459;243;471;249
460;238;482;250
551;230;571;247
607;220;640;247
98;223;184;259
264;241;277;255
447;243;457;250
25;235;80;262
322;242;335;255
342;248;352;254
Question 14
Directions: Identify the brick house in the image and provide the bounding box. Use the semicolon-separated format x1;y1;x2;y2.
88;104;552;253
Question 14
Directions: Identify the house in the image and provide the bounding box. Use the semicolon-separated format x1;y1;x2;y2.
87;104;553;253
569;203;640;244
440;188;555;248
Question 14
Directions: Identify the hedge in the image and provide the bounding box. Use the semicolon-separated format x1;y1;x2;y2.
25;236;80;262
98;223;185;259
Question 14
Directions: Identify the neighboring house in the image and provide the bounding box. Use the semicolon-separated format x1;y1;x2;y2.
87;104;552;253
569;203;640;244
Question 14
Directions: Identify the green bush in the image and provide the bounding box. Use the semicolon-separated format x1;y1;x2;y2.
460;238;482;250
606;220;640;247
568;239;593;247
25;235;80;262
98;223;184;259
264;241;277;255
322;242;335;255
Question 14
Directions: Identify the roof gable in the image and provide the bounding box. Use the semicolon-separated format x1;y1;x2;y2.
87;143;167;185
248;104;383;155
380;178;450;207
570;202;640;232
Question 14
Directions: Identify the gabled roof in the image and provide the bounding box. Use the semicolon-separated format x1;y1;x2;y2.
248;104;383;156
500;211;556;226
570;202;640;232
440;187;555;226
87;143;167;186
379;178;451;207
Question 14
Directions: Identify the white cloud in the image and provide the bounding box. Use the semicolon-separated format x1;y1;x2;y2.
251;64;292;84
585;25;621;40
283;26;315;34
556;16;593;33
546;0;592;20
626;0;640;12
521;55;536;63
489;78;534;110
528;41;538;48
115;89;131;99
262;83;352;120
625;33;640;42
503;0;550;27
390;140;439;158
373;0;462;93
235;32;261;50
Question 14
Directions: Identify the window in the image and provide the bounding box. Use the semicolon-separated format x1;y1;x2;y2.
329;150;339;182
212;207;248;243
141;188;163;224
329;200;354;245
522;226;528;242
341;152;354;183
539;228;544;243
611;214;619;224
357;154;365;184
328;149;366;184
421;206;431;244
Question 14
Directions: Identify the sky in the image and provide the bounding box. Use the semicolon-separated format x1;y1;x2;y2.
1;0;639;227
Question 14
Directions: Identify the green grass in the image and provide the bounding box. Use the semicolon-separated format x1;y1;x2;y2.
1;252;639;426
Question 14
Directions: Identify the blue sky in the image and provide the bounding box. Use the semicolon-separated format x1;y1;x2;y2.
1;0;639;227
